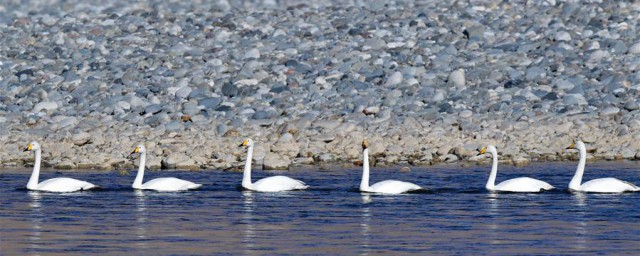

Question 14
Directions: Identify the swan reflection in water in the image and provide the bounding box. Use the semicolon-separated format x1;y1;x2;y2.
571;192;588;251
134;190;149;250
27;191;43;251
486;192;500;245
360;194;372;255
242;190;257;255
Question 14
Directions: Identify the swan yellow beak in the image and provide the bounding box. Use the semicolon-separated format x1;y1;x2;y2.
362;140;369;149
23;143;32;152
239;139;249;147
480;147;487;154
566;142;575;149
129;146;140;158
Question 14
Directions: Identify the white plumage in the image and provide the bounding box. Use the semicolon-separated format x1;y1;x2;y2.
567;141;639;193
24;141;97;192
482;145;554;193
130;144;202;192
359;140;422;194
239;139;308;192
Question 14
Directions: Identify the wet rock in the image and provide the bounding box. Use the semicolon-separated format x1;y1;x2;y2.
439;154;458;163
222;83;238;97
512;155;530;167
459;110;473;118
385;71;403;86
623;101;639;111
262;152;290;170
144;104;162;115
599;107;620;117
629;42;640;54
292;157;314;165
164;121;182;132
271;133;299;158
33;102;58;112
72;132;91;146
449;69;465;87
175;87;192;99
314;153;335;163
363;106;380;115
200;97;222;109
243;48;260;59
555;31;571;41
542;92;558;100
563;94;587;106
54;159;76;169
161;154;195;169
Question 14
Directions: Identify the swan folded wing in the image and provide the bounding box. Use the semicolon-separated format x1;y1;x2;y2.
142;177;202;192
252;175;308;192
367;180;422;194
494;177;554;192
579;178;639;193
36;177;97;192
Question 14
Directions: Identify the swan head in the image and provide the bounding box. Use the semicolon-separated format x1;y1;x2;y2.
566;140;585;150
240;139;254;148
23;141;41;152
130;144;146;158
362;139;369;149
480;145;497;155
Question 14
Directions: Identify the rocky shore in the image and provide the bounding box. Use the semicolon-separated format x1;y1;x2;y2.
2;1;640;171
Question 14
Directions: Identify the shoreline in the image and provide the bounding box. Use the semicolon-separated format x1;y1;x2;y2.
3;149;638;171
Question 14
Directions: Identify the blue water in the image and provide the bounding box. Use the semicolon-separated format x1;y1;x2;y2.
1;161;640;255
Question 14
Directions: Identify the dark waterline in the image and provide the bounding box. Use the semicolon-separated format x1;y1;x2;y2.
1;161;640;255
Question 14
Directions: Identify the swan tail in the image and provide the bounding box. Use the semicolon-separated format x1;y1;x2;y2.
82;183;98;191
296;184;310;190
294;182;309;190
189;183;203;190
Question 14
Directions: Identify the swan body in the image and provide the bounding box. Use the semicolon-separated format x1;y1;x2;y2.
360;140;422;194
482;145;554;192
24;141;97;192
567;141;639;193
240;139;308;192
130;145;202;192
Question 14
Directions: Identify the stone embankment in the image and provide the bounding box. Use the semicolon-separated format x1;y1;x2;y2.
1;1;640;170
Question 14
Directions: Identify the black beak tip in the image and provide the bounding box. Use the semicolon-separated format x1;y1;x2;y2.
23;148;28;152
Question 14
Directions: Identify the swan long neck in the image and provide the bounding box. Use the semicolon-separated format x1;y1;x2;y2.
485;150;498;190
569;143;586;190
133;151;146;189
26;148;41;190
242;145;254;189
360;148;370;190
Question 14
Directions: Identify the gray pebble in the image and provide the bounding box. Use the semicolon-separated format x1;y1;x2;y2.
459;110;473;118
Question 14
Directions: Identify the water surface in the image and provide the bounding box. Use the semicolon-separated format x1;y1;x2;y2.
1;161;640;254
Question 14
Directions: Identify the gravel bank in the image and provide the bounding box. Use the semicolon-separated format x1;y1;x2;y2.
2;1;640;170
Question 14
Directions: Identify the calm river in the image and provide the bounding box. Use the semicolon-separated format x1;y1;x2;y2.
1;161;640;255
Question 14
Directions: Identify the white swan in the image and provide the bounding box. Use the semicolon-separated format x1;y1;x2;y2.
481;145;554;192
130;144;202;192
240;139;308;192
360;140;422;194
567;140;639;193
23;141;97;192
